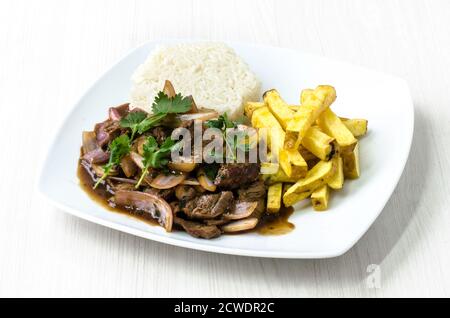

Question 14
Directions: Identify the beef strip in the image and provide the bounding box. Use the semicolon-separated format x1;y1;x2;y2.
211;191;234;216
214;163;260;189
237;180;266;201
238;180;267;219
174;217;222;239
183;191;234;219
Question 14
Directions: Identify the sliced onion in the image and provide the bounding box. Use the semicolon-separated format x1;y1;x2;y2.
114;190;173;232
136;136;147;156
91;164;118;177
197;170;216;192
168;160;197;172
181;179;201;186
187;95;198;113
83;148;110;164
108;103;130;121
195;185;207;193
177;110;218;122
221;218;259;233
163;80;176;98
82;131;98;154
149;173;186;189
223;201;258;220
108;177;137;184
129;151;145;169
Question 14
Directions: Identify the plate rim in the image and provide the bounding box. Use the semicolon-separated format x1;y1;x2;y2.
36;39;415;259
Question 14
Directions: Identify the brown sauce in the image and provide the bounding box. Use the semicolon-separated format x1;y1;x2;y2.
78;161;295;236
257;206;295;235
77;161;159;226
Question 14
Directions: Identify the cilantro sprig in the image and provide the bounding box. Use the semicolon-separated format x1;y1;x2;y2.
205;113;236;130
135;136;177;188
205;113;252;162
93;134;131;189
152;92;193;114
93;90;191;188
119;111;147;140
120;92;192;140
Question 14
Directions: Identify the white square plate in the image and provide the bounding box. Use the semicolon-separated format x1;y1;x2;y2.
38;40;414;258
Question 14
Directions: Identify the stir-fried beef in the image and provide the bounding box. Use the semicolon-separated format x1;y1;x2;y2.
237;180;266;201
78;94;275;240
174;217;222;239
212;191;234;216
214;163;260;188
183;191;233;219
175;185;197;201
237;181;266;219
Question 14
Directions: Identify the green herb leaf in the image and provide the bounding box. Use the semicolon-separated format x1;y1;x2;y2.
135;136;177;188
119;112;147;128
94;134;131;189
206;113;251;162
152;92;192;114
121;92;192;139
205;113;237;130
120;111;147;140
136;113;167;134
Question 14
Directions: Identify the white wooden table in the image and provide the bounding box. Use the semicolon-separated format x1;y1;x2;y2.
1;0;449;297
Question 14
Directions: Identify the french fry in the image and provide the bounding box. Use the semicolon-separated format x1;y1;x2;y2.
260;162;279;175
342;142;360;179
317;108;357;153
301;126;335;161
298;145;317;161
311;185;330;211
245;100;301;120
263;89;295;129
252;107;304;177
285;85;337;149
283;160;336;206
278;148;308;178
283;183;294;194
341;118;368;138
285;148;308;178
327;155;344;189
267;183;283;213
278;149;292;177
245;101;265;118
262;166;299;184
252;107;285;154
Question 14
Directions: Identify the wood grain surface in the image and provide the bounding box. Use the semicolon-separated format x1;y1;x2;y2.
0;0;449;297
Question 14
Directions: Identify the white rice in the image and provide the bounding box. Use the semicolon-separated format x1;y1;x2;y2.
130;42;261;119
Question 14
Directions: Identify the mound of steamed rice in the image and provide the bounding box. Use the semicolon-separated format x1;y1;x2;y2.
130;42;261;119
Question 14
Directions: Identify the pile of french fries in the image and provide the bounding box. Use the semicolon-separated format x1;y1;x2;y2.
245;85;368;212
